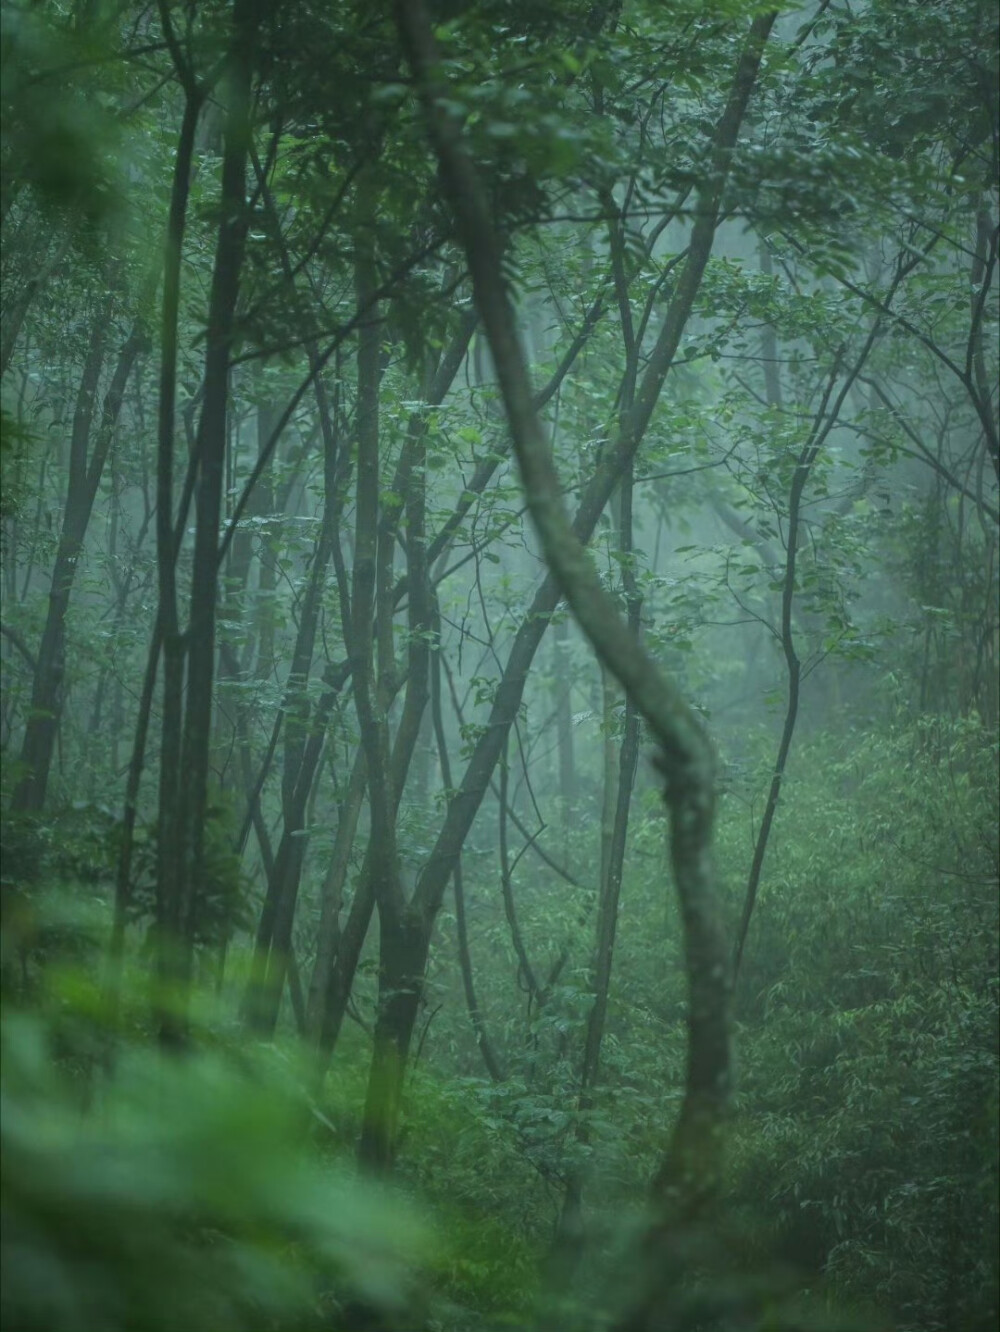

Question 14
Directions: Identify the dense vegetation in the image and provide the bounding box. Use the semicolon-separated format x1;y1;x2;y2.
1;1;997;1329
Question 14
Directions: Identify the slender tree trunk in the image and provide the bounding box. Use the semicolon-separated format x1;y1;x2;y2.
156;4;256;1034
12;303;148;812
307;744;367;1035
553;613;577;822
554;190;644;1254
176;35;253;956
598;667;618;891
111;382;200;998
431;609;505;1081
11;311;107;813
237;149;354;1035
153;82;204;1023
496;731;541;1007
248;365;351;1031
576;483;643;1127
251;408;280;680
759;240;784;411
247;659;349;1035
732;280;905;982
315;857;377;1067
349;281;474;1155
358;909;429;1170
970;204;999;483
310;420;454;1066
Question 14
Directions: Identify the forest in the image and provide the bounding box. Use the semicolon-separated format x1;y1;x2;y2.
0;1;997;1329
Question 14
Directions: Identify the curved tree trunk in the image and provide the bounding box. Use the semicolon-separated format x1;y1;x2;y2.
396;4;775;1318
344;0;772;1178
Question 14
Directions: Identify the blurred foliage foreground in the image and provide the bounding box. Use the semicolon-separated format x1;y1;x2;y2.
0;1007;431;1332
1;717;998;1332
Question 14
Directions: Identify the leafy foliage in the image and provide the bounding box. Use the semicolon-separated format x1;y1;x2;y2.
0;0;996;1328
1;1008;429;1332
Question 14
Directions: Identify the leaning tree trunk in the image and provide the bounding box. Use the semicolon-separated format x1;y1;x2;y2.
396;6;775;1323
12;300;149;813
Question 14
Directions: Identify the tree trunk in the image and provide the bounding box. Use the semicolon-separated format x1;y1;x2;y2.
733;280;905;982
153;82;205;1028
11;312;107;813
12;304;148;813
358;908;429;1172
431;614;505;1081
553;613;577;821
397;7;775;1321
156;4;256;1030
307;745;367;1036
558;469;642;1262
